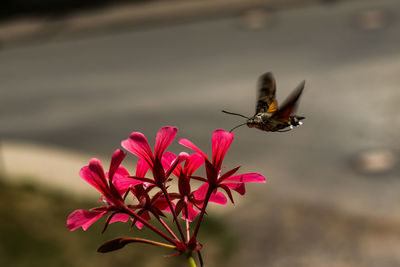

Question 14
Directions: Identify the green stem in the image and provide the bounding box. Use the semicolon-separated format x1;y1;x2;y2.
187;253;197;267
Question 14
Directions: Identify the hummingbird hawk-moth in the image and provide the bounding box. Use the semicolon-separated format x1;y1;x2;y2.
222;72;305;132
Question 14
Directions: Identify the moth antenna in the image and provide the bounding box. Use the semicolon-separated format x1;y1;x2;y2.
222;110;249;119
229;123;247;132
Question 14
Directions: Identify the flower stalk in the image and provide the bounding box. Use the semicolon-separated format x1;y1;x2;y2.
187;253;197;267
160;185;186;242
192;185;214;239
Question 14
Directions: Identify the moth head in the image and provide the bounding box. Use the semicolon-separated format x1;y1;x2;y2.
246;116;261;128
247;120;255;128
290;116;305;127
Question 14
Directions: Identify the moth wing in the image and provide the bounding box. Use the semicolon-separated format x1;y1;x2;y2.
266;99;278;113
272;80;305;122
255;72;277;114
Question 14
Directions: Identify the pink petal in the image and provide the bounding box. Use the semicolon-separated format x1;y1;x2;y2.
182;203;200;222
111;165;131;192
184;153;204;177
134;211;151;229
113;176;143;192
160;199;175;213
136;158;150;178
109;149;127;180
79;163;108;196
161;152;178;176
223;182;246;195
66;208;108;231
223;173;266;183
121;132;154;166
88;158;107;181
212;129;234;171
179;138;208;160
114;165;130;178
154;126;177;159
165;152;189;178
193;183;208;201
108;213;130;224
209;191;227;205
193;183;227;206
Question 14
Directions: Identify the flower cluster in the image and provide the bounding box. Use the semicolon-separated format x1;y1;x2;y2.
67;126;266;265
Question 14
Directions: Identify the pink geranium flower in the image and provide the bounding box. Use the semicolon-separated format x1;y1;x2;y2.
121;126;187;187
121;126;189;242
179;129;266;203
164;152;204;221
127;184;170;229
67;126;270;265
67;149;130;231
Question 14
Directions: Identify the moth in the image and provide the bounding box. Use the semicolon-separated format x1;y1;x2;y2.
222;72;305;132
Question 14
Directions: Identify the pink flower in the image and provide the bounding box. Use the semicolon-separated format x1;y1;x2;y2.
179;129;266;203
127;185;170;229
67;149;130;231
165;152;204;221
121;126;187;187
113;155;170;229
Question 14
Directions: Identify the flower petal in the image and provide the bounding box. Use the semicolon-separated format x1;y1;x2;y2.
134;211;151;229
165;152;189;178
212;129;234;171
111;165;132;192
122;132;154;166
193;183;208;202
154;126;177;159
136;158;150;178
219;166;240;181
109;149;126;180
209;192;227;205
184;153;204;177
223;173;266;183
80;161;108;196
223;182;246;195
113;176;143;192
162;152;181;177
114;165;130;179
179;138;208;160
66;208;108;231
153;197;170;212
161;152;177;171
108;213;130;224
182;203;200;222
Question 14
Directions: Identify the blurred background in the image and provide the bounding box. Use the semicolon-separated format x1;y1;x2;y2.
1;0;400;266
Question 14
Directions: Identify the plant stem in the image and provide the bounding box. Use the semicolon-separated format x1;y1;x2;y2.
187;253;197;267
184;197;190;242
160;185;186;242
192;185;214;238
122;206;176;245
157;216;180;242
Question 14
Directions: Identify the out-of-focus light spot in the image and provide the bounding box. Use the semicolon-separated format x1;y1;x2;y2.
352;149;398;175
355;8;389;30
240;8;271;29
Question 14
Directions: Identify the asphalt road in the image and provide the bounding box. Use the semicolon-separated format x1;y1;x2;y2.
1;0;400;265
